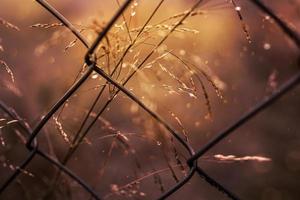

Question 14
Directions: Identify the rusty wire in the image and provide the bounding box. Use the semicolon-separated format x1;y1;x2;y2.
0;0;299;199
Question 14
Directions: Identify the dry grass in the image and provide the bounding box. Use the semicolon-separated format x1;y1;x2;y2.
27;1;272;198
2;0;297;199
0;18;18;83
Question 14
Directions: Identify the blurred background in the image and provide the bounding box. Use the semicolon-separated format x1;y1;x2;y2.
0;0;300;199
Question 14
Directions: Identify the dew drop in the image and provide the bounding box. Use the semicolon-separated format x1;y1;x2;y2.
122;63;127;68
235;6;241;11
263;43;271;50
131;11;136;17
140;192;146;196
91;74;98;79
265;15;270;20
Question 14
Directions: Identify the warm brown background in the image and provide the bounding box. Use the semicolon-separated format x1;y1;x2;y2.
0;0;300;199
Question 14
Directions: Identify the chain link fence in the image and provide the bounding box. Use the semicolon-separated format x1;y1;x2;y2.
0;0;300;199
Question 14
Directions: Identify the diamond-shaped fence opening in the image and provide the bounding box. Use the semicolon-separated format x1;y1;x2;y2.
0;0;300;199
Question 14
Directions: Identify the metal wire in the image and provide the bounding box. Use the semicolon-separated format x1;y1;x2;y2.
0;0;299;199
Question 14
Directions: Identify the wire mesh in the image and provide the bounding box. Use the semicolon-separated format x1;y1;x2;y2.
0;0;300;199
